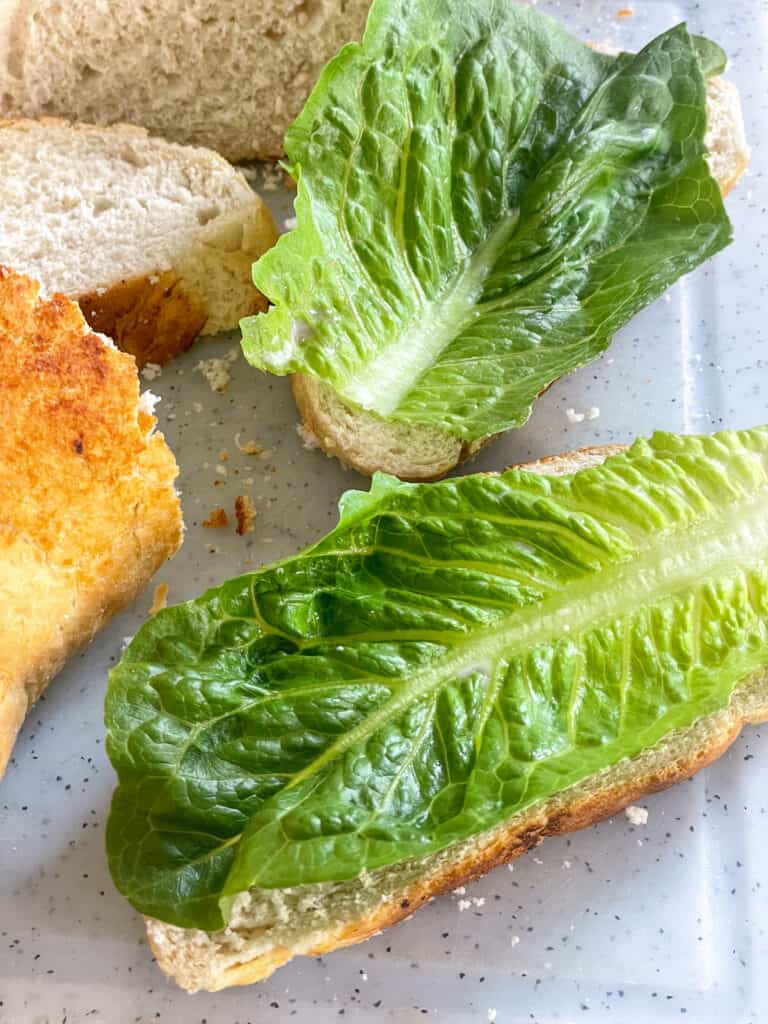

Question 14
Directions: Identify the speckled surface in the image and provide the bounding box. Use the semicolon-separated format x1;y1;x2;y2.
1;1;766;1021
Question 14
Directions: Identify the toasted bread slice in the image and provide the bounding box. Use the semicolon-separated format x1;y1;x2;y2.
145;444;768;991
292;76;750;481
0;267;182;777
0;119;279;367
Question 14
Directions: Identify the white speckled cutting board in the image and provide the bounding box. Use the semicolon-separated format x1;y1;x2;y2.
1;2;766;1021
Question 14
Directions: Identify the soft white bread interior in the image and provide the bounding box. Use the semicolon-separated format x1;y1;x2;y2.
291;76;750;481
0;267;183;778
0;0;371;162
0;118;278;366
145;444;768;991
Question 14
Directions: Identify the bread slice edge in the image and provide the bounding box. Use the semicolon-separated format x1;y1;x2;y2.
144;443;768;990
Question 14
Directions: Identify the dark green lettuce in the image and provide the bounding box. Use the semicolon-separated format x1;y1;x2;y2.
240;0;732;441
106;427;768;930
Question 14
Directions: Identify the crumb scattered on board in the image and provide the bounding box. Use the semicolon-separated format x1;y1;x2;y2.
195;347;240;393
140;362;163;381
617;7;633;17
149;582;168;616
203;507;229;528
235;494;257;536
297;422;320;450
236;433;273;458
625;805;649;826
566;405;601;424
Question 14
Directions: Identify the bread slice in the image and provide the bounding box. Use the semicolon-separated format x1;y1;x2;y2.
0;0;371;162
292;76;750;481
0;267;182;778
145;444;768;991
0;119;278;367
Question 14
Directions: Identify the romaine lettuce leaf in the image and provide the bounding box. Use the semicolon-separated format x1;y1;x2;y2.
240;1;732;442
106;427;768;930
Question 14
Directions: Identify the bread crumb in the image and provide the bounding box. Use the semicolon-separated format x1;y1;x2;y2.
140;362;163;381
488;1010;497;1023
137;390;160;419
258;162;284;192
213;479;225;488
149;582;168;616
219;449;229;462
121;635;134;652
192;401;204;413
510;935;521;947
284;215;298;231
452;886;466;896
297;422;320;450
625;805;649;826
235;494;257;536
203;507;229;528
195;349;239;393
617;7;633;16
216;464;228;477
457;899;472;912
567;406;600;423
235;433;272;457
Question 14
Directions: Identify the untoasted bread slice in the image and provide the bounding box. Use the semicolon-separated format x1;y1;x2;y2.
0;267;183;777
0;0;371;161
0;119;279;366
292;76;750;481
145;444;768;991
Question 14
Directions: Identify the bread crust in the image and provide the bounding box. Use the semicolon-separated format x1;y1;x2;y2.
0;267;183;776
0;117;279;367
292;374;493;482
79;270;208;368
144;443;768;991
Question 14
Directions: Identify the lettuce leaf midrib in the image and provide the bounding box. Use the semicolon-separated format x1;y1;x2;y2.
270;488;768;794
138;485;766;864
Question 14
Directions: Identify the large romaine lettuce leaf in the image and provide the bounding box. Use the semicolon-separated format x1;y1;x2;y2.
106;428;768;931
240;1;732;442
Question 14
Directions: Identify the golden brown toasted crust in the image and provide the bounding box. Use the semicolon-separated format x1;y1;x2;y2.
79;271;208;368
0;266;183;777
